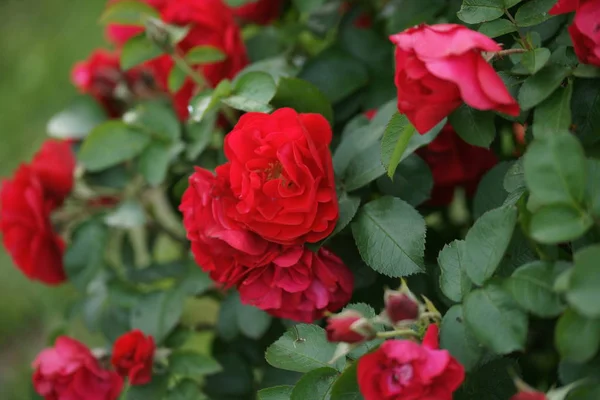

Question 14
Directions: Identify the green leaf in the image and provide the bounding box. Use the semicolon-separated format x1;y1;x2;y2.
186;45;226;65
380;113;444;176
186;112;217;161
556;308;600;363
478;19;517;38
455;358;518;400
265;324;345;373
463;206;518;285
79;121;151;171
352;197;426;277
533;82;573;138
574;64;600;79
518;64;572;110
457;0;505;24
524;131;587;205
258;386;295;400
104;200;147;229
130;288;187;343
585;160;600;217
474;162;512;219
344;142;385;191
514;0;555;27
440;305;485;371
299;48;369;103
449;105;496;148
271;77;333;124
137;142;173;186
120;33;163;70
169;351;222;379
567;245;600;318
166;380;206;400
377;154;433;207
521;48;551;74
571;78;600;145
127;374;169;400
504;261;565;317
293;0;325;13
329;193;361;238
237;302;272;339
190;81;233;123
65;221;108;291
124;100;180;141
168;65;187;93
463;284;528;354
529;204;593;244
330;362;363;400
568;383;600;399
438;240;473;303
47;95;108;139
221;71;276;113
290;367;338;400
100;0;159;25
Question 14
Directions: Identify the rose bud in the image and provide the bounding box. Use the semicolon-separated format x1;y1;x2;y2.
326;310;376;344
383;288;420;325
111;330;155;386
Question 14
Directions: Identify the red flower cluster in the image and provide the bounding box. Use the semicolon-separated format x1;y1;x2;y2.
390;24;520;134
550;0;600;67
0;140;75;285
111;330;155;386
180;108;352;322
33;337;123;400
76;0;249;120
357;325;464;400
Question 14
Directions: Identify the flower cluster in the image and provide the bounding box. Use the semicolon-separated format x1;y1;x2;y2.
180;108;352;322
550;0;600;67
0;140;75;285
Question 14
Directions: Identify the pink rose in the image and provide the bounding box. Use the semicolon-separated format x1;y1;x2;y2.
568;1;600;67
389;24;519;134
326;310;376;343
549;0;591;15
238;247;354;322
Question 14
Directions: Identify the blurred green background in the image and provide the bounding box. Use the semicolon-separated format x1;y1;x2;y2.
0;0;105;397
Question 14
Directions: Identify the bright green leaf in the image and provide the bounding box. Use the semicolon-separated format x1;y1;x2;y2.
290;367;338;400
440;305;485;371
567;245;600;318
137;142;173;186
120;33;163;70
574;64;600;79
169;351;222;379
521;48;551;74
438;240;473;303
271;77;333;124
79;121;151;171
124;100;180;141
352;197;426;277
265;324;345;373
329;192;361;238
556;308;600;363
258;386;295;400
457;0;505;24
330;362;363;400
186;45;226;65
130;288;187;343
529;204;593;244
221;71;276;113
478;19;517;38
514;0;555;27
464;284;528;354
344;142;385;191
518;64;571;110
168;65;187;93
47;96;108;139
449;105;496;148
100;0;159;25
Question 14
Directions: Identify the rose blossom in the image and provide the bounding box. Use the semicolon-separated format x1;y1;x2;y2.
180;167;281;285
111;330;155;385
326;310;376;343
30;140;76;207
383;290;420;325
357;325;465;400
32;336;123;400
567;1;600;67
231;0;282;25
238;247;354;322
417;124;497;206
220;108;339;245
549;0;592;14
511;392;548;400
389;24;519;134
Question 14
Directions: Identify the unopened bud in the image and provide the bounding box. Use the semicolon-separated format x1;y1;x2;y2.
383;286;420;325
325;310;376;344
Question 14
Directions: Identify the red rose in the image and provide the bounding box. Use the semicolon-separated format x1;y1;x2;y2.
568;1;600;67
220;108;339;245
111;330;155;386
389;24;519;134
326;310;376;343
105;0;168;45
32;336;123;400
238;247;354;322
30;140;76;207
1;166;66;285
357;325;465;400
417;124;497;206
179;167;281;285
231;0;282;25
549;0;590;14
511;392;548;400
383;291;419;325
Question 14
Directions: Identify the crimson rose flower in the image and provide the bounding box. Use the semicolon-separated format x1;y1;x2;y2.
357;325;465;400
231;0;282;25
568;1;600;67
511;392;548;400
33;336;123;400
417;124;497;206
326;310;376;343
549;0;591;14
111;330;155;385
220;108;339;245
238;247;353;322
389;24;519;134
30;140;76;207
180;167;281;285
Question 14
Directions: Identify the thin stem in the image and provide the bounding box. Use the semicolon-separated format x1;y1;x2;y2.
221;105;239;127
504;9;530;49
172;51;207;88
146;188;187;241
376;329;420;339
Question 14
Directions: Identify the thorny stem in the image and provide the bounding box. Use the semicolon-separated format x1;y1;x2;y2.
504;9;531;50
376;329;420;339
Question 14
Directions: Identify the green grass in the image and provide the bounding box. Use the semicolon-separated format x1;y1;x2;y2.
0;0;106;398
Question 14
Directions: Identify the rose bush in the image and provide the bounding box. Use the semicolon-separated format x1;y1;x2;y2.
2;0;600;398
